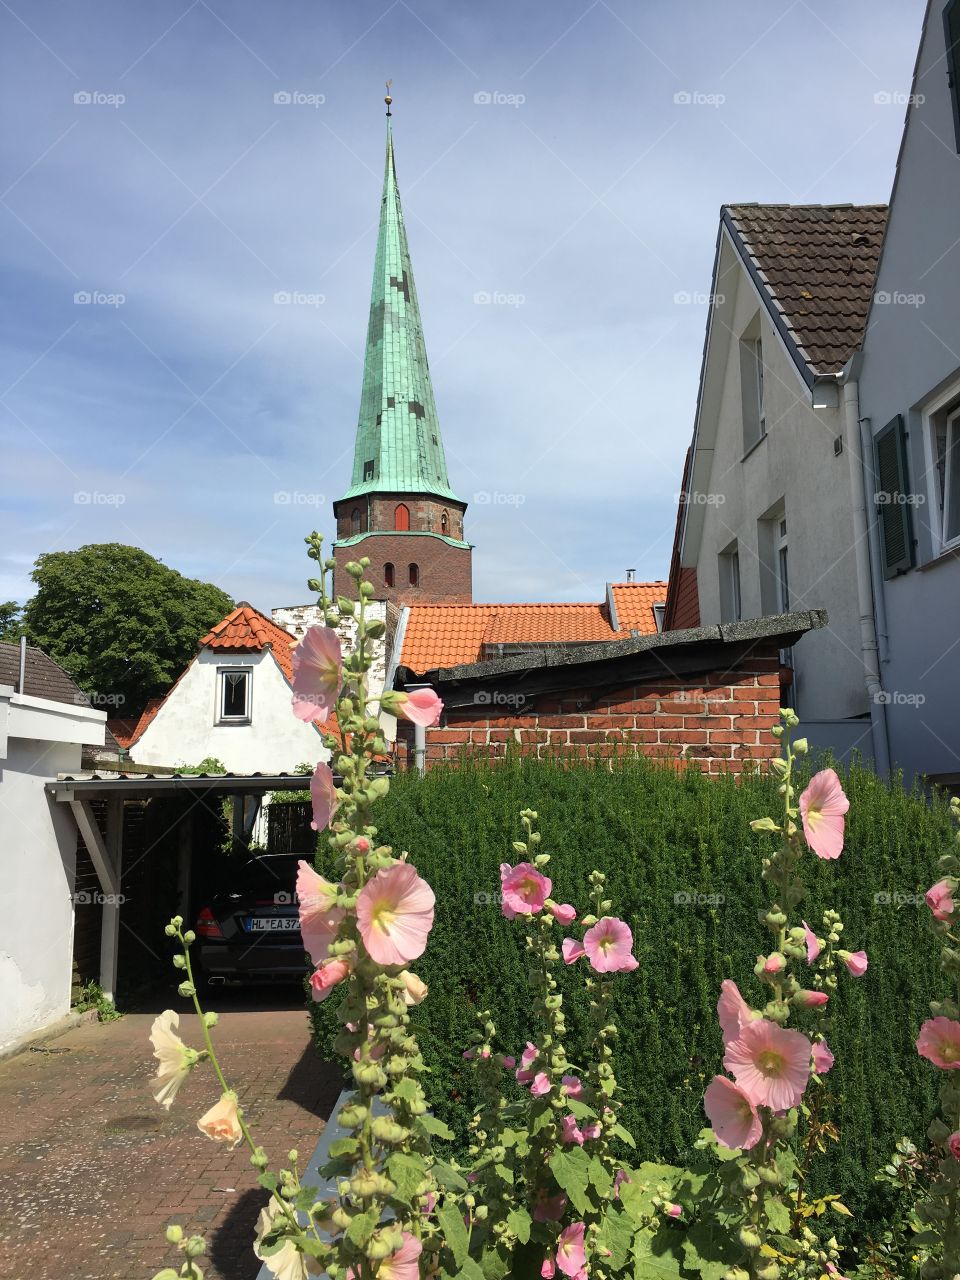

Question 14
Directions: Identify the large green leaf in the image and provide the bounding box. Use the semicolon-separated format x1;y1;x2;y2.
506;1206;532;1244
632;1226;686;1278
386;1152;427;1203
680;1220;740;1280
597;1205;633;1271
548;1147;594;1215
437;1199;470;1267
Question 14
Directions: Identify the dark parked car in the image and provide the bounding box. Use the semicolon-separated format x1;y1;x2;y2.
195;852;306;984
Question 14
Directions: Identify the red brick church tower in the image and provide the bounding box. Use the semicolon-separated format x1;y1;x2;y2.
333;95;472;603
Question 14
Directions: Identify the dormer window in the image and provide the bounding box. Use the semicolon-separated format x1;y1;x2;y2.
363;459;375;482
218;668;251;723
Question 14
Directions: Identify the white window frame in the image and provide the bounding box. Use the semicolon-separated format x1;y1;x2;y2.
775;517;789;611
739;327;767;454
217;667;252;724
718;543;742;623
920;377;960;556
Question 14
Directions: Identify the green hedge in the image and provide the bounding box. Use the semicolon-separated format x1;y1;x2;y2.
309;752;950;1229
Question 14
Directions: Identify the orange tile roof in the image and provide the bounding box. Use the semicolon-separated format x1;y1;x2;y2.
609;582;667;635
202;604;298;681
400;586;665;673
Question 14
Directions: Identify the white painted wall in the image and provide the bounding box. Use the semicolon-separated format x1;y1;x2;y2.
691;244;868;721
0;688;106;1050
129;649;327;773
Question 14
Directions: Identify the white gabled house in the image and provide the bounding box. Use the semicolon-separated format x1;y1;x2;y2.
125;604;332;773
664;203;888;762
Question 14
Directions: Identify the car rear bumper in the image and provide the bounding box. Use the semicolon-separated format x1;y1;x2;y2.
198;941;306;982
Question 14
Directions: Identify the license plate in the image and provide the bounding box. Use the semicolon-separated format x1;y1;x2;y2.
244;916;299;933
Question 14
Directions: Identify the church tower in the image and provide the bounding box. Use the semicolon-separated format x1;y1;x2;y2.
333;94;472;604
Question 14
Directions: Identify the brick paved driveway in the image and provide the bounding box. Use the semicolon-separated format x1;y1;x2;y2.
0;989;341;1280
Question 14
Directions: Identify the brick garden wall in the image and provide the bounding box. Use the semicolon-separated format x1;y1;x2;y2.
396;658;782;775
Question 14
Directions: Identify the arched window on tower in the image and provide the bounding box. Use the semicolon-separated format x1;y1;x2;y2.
440;509;448;534
394;503;410;531
384;563;395;588
351;507;362;534
408;563;419;587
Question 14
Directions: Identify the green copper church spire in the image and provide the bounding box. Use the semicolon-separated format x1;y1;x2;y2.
339;90;460;502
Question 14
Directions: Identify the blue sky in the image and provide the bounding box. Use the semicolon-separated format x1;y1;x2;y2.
0;0;926;611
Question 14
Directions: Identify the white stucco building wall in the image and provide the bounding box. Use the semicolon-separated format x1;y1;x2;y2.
129;649;327;773
685;232;869;728
0;686;106;1050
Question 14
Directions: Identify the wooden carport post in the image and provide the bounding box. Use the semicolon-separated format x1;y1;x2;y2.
70;796;124;1003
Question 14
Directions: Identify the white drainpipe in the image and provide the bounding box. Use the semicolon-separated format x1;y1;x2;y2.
842;374;891;776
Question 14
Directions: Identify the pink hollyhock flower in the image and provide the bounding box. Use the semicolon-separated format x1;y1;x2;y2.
917;1017;960;1068
704;1075;762;1150
531;1072;551;1097
614;1169;631;1199
561;1114;584;1145
356;862;435;965
291;625;342;723
500;863;552;918
398;687;443;727
533;1191;568;1223
556;1222;586;1278
562;937;586;965
763;952;786;975
583;917;638;973
799;768;849;860
723;1019;812;1111
562;1074;583;1098
541;1263;555;1280
812;1040;835;1075
197;1091;243;1147
926;878;957;922
309;957;351;1002
462;1050;474;1060
501;1055;516;1069
520;1041;539;1068
309;762;339;833
356;1232;421;1280
717;979;759;1045
581;1122;601;1140
398;969;428;1006
948;1131;960;1160
665;1203;682;1219
841;950;868;978
802;920;822;964
296;860;344;966
794;990;829;1009
550;902;577;925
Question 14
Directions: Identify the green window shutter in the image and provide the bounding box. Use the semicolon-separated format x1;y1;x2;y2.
874;415;914;577
944;0;960;150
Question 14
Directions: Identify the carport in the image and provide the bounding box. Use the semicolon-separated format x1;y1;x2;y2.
46;770;321;1003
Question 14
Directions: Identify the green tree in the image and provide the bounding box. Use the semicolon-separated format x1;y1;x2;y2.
21;544;233;714
0;600;23;642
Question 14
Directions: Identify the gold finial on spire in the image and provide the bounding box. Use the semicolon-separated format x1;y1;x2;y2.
384;79;393;116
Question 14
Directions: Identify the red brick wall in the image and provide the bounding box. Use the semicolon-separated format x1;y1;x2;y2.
334;494;467;541
397;660;781;775
334;534;472;604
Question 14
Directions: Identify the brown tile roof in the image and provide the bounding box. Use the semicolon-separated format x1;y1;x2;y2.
399;589;665;673
725;204;887;375
0;642;90;708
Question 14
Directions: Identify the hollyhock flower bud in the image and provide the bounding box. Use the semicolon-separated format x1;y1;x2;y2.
530;1072;551;1096
560;1115;584;1145
793;989;829;1008
310;957;351;1002
398;970;428;1006
501;1055;516;1069
763;953;786;975
581;1122;601;1140
548;901;577;925
949;1131;960;1159
397;687;443;727
801;920;823;964
665;1203;682;1219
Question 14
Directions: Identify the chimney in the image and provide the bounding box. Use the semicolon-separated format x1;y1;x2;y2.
625;569;636;583
18;635;26;694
